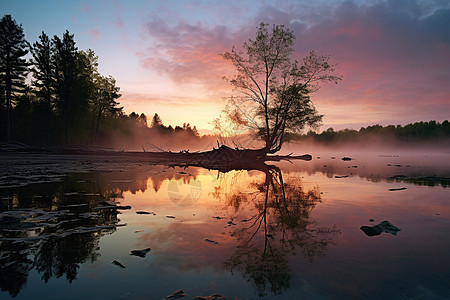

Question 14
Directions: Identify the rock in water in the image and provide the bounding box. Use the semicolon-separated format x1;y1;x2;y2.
164;290;187;299
388;187;407;191
130;248;151;258
360;220;401;237
204;238;218;244
112;260;126;268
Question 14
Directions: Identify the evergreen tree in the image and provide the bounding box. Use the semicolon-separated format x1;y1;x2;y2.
51;30;78;143
0;15;29;141
30;32;53;106
30;31;55;144
150;113;162;128
139;113;147;127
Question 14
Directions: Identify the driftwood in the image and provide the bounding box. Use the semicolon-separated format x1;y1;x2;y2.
0;143;311;172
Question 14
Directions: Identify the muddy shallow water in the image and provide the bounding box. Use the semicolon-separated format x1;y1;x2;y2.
1;151;449;299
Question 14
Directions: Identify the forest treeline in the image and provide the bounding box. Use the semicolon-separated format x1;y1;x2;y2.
287;120;450;145
0;15;205;148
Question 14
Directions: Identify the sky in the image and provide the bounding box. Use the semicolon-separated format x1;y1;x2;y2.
2;0;450;132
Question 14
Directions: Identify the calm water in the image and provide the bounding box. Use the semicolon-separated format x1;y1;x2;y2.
1;151;449;299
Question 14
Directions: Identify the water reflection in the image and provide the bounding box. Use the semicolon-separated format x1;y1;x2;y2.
213;163;339;296
0;173;123;297
1;153;449;299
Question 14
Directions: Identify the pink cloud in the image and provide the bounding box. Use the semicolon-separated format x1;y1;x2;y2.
79;1;91;13
112;15;124;28
137;20;243;94
135;1;450;129
87;28;100;41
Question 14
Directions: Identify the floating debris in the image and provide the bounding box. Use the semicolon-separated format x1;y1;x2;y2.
360;220;401;237
136;211;155;215
335;175;349;178
389;187;407;191
195;295;227;300
227;221;236;226
130;248;151;258
166;215;176;219
212;216;223;220
95;205;131;210
134;230;144;233
164;289;187;299
112;260;126;268
204;238;218;244
342;157;352;161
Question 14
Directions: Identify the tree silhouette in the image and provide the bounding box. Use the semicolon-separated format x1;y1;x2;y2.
29;31;56;144
52;30;78;144
150;113;163;128
0;15;29;141
30;32;53;107
221;23;341;153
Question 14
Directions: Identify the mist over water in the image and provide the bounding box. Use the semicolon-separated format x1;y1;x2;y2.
1;146;449;299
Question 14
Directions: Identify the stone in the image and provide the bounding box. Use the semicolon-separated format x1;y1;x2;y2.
360;220;401;237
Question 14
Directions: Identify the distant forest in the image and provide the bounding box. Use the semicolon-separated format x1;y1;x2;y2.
0;15;204;148
287;120;450;145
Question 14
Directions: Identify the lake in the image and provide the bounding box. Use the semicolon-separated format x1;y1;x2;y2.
1;150;449;299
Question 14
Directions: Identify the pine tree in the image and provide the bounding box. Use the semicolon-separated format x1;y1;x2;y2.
29;31;56;144
0;15;29;141
51;30;78;143
30;31;53;106
150;113;162;128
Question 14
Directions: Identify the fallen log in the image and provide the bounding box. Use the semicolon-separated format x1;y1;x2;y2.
0;143;312;171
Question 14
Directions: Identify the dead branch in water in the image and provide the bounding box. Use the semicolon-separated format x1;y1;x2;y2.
0;143;312;172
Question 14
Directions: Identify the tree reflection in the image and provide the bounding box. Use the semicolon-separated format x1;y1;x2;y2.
0;173;121;297
221;163;340;297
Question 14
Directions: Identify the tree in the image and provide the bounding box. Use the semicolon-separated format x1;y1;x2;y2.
0;15;29;141
52;30;78;143
30;32;53;106
90;74;121;143
221;23;341;153
150;113;162;128
29;31;56;144
139;113;147;127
